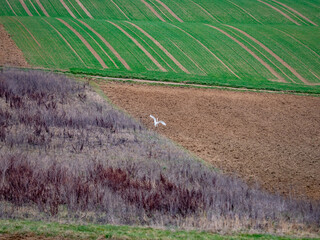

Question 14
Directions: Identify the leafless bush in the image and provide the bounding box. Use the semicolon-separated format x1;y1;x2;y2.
0;68;319;234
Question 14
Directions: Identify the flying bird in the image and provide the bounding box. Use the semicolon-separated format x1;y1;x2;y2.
150;115;166;127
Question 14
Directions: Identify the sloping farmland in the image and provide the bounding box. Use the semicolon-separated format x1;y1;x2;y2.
0;0;320;92
2;0;320;24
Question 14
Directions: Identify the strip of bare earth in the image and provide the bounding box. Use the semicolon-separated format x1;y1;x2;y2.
141;0;166;22
78;20;130;70
71;19;116;68
226;0;262;24
206;24;286;82
5;0;17;16
226;25;310;85
75;0;93;19
170;24;240;79
19;0;33;16
108;21;166;72
257;0;301;26
59;0;76;18
154;0;183;22
28;0;41;16
190;1;220;23
126;21;189;73
42;19;85;65
169;40;206;75
12;17;41;47
57;18;107;68
271;0;318;26
36;0;49;17
110;0;130;20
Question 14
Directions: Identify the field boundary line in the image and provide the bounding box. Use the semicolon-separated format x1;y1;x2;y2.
77;20;131;70
257;0;301;25
110;0;130;20
226;0;262;24
91;75;320;94
57;18;108;68
59;0;76;18
42;19;85;65
226;25;311;85
206;24;286;82
271;0;318;26
107;21;167;72
36;0;49;17
126;21;189;74
19;0;33;16
75;0;93;19
141;0;166;22
5;0;17;16
170;24;240;79
153;0;183;22
189;1;219;23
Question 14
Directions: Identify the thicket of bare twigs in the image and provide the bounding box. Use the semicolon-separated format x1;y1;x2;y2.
0;68;319;234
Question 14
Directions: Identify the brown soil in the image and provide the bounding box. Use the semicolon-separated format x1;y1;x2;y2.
0;24;30;68
101;82;320;200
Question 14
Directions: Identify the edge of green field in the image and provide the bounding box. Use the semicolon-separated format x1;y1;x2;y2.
0;219;314;240
69;68;320;95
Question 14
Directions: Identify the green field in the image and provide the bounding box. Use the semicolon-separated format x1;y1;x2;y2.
0;219;307;240
1;0;320;92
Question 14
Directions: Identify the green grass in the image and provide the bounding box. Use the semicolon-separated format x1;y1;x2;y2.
69;68;320;94
0;219;309;240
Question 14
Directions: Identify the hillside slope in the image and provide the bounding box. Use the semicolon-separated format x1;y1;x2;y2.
0;0;320;91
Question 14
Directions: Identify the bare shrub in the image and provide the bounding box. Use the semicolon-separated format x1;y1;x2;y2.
0;68;319;235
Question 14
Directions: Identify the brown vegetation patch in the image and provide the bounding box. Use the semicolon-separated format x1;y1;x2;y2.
101;82;320;200
0;233;68;240
0;24;29;68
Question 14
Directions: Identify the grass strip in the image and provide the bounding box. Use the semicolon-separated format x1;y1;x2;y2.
0;219;302;240
69;68;320;95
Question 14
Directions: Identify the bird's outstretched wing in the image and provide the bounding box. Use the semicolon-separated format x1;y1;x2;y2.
150;115;156;122
159;121;166;126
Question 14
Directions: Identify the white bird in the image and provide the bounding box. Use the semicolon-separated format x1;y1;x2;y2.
150;115;166;127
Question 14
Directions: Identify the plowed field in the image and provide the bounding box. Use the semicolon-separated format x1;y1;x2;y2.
101;82;320;200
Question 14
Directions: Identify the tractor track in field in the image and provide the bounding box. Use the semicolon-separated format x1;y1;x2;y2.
101;81;320;200
57;18;108;69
